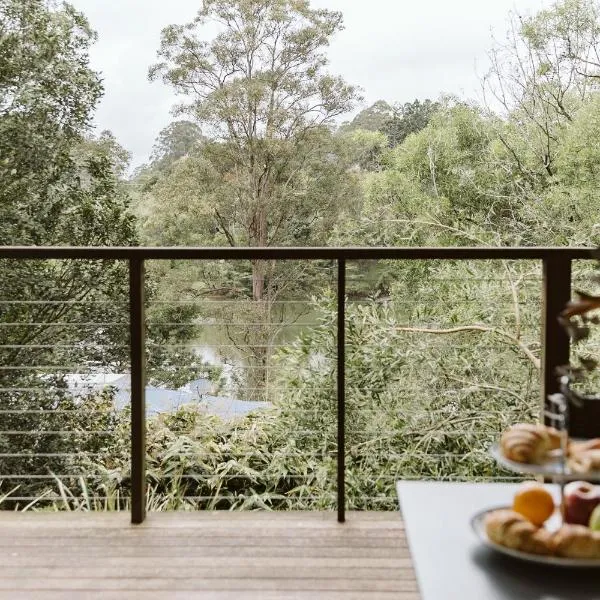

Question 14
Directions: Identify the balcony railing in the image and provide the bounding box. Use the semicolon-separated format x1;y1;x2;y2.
0;246;593;524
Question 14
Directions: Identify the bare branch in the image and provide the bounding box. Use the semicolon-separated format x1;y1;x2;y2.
395;325;540;370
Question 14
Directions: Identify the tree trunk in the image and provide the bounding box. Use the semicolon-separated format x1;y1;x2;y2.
252;261;265;301
251;201;268;301
248;200;270;399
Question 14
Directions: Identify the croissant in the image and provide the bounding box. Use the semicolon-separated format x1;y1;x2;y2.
500;423;562;464
568;438;600;455
568;449;600;474
484;509;553;555
552;525;600;559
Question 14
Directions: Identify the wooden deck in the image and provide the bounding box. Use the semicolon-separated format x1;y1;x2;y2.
0;511;418;600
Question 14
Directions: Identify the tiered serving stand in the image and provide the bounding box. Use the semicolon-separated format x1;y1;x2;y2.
471;381;600;566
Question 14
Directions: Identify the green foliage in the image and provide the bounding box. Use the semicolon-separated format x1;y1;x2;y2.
0;0;139;495
150;121;204;171
484;0;600;184
383;99;441;147
0;0;102;224
339;100;394;134
0;390;129;507
0;0;137;379
146;0;360;259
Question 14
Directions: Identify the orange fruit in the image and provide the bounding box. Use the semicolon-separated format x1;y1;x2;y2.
512;482;555;526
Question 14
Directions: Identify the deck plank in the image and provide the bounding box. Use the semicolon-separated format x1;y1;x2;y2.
0;511;419;599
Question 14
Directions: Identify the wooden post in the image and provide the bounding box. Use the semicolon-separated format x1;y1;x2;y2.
337;259;345;524
541;257;571;424
129;259;146;524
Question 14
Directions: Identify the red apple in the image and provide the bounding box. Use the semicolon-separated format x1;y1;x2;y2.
564;481;600;526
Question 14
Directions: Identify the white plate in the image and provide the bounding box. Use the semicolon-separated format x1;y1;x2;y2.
489;443;600;481
471;507;600;568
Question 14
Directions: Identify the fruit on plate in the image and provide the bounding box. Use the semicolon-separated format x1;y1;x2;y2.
512;482;555;526
590;504;600;532
564;481;600;526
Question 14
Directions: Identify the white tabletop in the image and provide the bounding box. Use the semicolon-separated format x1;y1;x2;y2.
397;481;600;600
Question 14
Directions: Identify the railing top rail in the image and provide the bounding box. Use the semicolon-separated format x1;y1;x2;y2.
0;246;594;261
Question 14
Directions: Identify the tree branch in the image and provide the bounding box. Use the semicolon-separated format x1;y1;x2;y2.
395;325;540;370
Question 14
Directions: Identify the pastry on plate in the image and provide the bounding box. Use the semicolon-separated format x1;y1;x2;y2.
500;423;562;464
552;525;600;559
568;443;600;474
484;509;553;555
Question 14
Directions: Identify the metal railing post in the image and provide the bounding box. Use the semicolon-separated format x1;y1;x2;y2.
337;259;345;523
129;258;146;524
541;257;571;424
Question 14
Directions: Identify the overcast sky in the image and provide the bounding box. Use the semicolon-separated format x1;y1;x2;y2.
69;0;553;170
